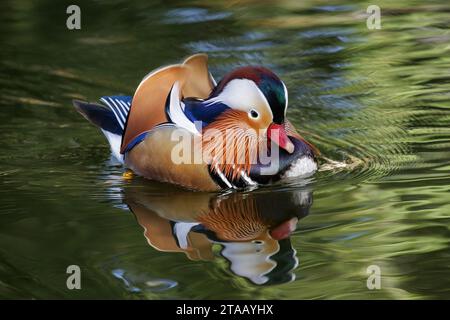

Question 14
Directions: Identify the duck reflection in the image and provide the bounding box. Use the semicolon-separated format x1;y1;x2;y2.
123;185;313;285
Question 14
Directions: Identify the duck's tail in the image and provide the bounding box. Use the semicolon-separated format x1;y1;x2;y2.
73;96;132;163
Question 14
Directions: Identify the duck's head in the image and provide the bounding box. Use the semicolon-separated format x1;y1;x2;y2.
206;66;294;154
179;66;298;180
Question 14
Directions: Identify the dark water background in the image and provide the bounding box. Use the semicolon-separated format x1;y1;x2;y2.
1;0;449;299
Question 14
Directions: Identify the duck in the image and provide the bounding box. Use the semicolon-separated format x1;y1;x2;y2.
73;53;319;191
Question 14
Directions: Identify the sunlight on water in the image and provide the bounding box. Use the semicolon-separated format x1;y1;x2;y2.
0;0;449;299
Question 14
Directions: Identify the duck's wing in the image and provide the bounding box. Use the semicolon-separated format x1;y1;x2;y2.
73;95;132;162
120;65;188;154
120;54;216;154
182;53;216;99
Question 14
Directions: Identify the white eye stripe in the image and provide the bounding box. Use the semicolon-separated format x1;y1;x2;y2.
215;79;272;118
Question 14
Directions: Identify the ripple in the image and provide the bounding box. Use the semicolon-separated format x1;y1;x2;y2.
112;268;178;293
164;8;231;24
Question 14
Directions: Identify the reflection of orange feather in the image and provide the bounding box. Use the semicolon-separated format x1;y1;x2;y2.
202;110;260;180
198;198;265;241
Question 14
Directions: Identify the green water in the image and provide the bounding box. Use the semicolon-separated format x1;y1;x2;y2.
1;0;449;299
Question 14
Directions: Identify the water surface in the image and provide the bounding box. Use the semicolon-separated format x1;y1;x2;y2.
1;0;449;299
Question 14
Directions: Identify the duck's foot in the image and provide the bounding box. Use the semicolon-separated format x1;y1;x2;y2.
122;170;134;180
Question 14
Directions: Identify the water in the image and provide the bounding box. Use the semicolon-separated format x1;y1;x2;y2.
1;0;449;299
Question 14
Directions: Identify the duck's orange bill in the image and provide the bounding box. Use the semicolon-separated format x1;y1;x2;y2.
267;123;295;154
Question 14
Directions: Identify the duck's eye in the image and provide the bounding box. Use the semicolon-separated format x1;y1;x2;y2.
249;109;259;119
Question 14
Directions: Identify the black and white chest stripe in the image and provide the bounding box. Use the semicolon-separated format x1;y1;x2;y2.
208;165;257;190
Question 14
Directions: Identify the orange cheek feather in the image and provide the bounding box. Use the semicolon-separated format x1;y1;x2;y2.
202;110;260;180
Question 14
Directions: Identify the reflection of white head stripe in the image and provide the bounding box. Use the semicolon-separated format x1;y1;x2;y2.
219;241;280;285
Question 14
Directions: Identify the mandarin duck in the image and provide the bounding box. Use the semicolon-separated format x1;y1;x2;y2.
73;54;318;191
